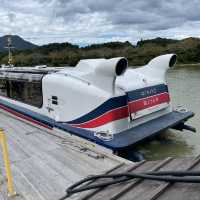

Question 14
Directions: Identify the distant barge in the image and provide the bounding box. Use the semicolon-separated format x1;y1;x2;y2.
0;54;195;153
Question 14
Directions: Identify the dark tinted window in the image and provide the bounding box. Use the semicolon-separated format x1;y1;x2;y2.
9;81;25;101
0;77;43;108
9;80;43;108
0;79;8;97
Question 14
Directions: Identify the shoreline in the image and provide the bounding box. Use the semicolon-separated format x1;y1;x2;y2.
176;63;200;68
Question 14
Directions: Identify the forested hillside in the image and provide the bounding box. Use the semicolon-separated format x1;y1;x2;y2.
1;37;200;66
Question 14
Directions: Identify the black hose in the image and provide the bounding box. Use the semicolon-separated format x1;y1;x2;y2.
59;171;200;199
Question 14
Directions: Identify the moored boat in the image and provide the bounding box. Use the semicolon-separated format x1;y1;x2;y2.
0;54;195;152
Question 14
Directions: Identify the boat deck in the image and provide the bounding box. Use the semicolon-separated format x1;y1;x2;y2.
0;112;129;200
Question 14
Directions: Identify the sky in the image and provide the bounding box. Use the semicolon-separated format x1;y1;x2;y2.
0;0;200;45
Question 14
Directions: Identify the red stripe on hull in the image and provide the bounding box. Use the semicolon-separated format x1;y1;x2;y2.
73;106;129;128
72;93;170;129
0;104;52;130
128;92;170;113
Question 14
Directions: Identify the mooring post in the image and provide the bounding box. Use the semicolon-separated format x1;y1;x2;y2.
0;128;16;197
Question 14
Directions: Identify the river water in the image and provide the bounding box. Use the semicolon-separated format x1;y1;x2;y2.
136;66;200;160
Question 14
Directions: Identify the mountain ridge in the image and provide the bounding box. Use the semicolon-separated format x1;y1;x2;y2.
0;35;37;52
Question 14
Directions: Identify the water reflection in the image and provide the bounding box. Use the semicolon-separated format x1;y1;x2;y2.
135;130;194;160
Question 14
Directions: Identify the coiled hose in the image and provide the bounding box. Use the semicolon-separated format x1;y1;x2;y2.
59;170;200;199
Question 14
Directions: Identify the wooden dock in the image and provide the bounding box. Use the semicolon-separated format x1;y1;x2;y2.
0;111;130;200
81;156;200;200
1;111;200;200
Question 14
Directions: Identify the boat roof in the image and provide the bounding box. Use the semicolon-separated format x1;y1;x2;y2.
0;66;71;81
0;66;68;74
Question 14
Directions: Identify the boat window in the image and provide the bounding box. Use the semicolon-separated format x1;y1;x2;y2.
0;79;8;96
8;80;43;108
0;72;44;108
9;81;25;101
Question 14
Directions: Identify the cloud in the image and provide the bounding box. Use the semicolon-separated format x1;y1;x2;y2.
1;0;200;45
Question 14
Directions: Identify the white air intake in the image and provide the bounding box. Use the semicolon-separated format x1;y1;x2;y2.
78;57;128;93
130;54;177;82
95;57;128;77
148;54;177;69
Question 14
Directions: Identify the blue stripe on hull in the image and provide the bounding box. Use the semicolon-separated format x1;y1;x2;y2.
127;84;168;102
67;95;127;124
67;84;169;125
0;97;194;151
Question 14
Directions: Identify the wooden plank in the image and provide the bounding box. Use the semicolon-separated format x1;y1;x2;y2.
113;158;193;200
0;110;126;168
2;137;29;163
10;166;44;200
61;163;126;200
84;158;172;200
143;157;200;200
58;140;120;167
0;112;119;171
0;112;124;200
0;116;59;154
0;123;59;161
82;160;164;200
49;147;116;177
35;150;83;183
154;156;200;200
14;155;71;200
80;162;144;200
0;113;36;134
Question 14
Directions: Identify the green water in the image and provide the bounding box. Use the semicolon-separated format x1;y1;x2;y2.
136;66;200;160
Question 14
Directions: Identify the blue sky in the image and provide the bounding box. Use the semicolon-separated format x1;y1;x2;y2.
1;0;200;45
